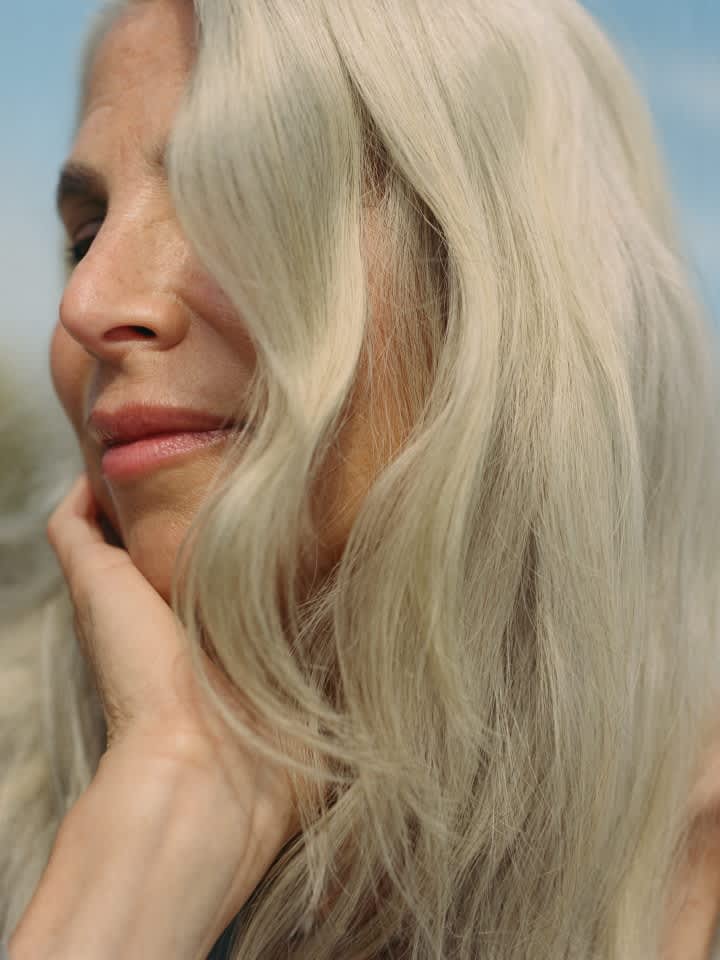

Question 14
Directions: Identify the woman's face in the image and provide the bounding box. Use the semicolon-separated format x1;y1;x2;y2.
52;0;401;602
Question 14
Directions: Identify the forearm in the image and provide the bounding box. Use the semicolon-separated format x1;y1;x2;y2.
8;753;245;960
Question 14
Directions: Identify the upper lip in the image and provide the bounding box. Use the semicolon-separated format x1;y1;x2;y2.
88;404;238;448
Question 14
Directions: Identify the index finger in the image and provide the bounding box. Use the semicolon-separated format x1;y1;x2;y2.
46;473;127;613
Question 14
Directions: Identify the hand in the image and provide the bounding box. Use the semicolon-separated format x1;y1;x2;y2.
46;474;243;753
28;472;302;956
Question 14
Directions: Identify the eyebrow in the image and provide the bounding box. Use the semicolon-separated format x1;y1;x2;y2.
55;141;168;216
55;162;107;216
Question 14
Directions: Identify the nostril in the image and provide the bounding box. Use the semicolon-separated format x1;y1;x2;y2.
104;326;156;342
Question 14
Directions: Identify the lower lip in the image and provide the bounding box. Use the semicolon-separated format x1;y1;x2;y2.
101;429;233;481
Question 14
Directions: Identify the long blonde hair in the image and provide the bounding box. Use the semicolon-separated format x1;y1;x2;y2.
3;0;720;956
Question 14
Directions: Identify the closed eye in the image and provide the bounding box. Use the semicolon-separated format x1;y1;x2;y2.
65;222;103;269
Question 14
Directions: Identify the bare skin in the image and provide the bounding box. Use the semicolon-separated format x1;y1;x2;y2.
11;0;720;955
662;738;720;958
10;1;405;956
663;833;720;959
50;0;404;605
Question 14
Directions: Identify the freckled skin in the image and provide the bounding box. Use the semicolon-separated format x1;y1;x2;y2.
50;4;720;953
52;0;404;602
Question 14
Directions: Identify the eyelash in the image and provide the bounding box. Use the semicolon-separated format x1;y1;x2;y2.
65;231;98;269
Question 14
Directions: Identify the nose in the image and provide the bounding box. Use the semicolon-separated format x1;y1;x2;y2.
59;238;190;361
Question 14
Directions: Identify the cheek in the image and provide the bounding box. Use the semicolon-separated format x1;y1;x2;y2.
50;321;90;429
181;264;257;362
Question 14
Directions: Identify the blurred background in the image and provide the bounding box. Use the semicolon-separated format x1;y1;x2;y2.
0;0;718;401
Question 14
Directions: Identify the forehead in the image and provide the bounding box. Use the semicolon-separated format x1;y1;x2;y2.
80;0;195;131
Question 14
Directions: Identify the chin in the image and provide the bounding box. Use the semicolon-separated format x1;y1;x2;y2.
122;518;185;603
85;473;177;600
98;453;227;603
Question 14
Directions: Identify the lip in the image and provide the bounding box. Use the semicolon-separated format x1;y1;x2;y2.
100;430;235;481
88;404;241;481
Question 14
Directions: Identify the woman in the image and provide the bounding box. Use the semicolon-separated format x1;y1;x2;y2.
2;0;720;956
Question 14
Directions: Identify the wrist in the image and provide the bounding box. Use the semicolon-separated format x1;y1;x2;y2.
8;753;248;960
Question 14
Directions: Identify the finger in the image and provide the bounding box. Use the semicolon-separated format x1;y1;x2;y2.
47;475;174;737
46;474;140;678
45;475;255;752
47;473;128;590
47;472;112;560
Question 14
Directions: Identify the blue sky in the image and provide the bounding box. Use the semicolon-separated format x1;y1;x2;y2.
1;1;718;391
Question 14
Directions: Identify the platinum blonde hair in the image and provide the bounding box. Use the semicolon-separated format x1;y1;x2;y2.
3;0;720;956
